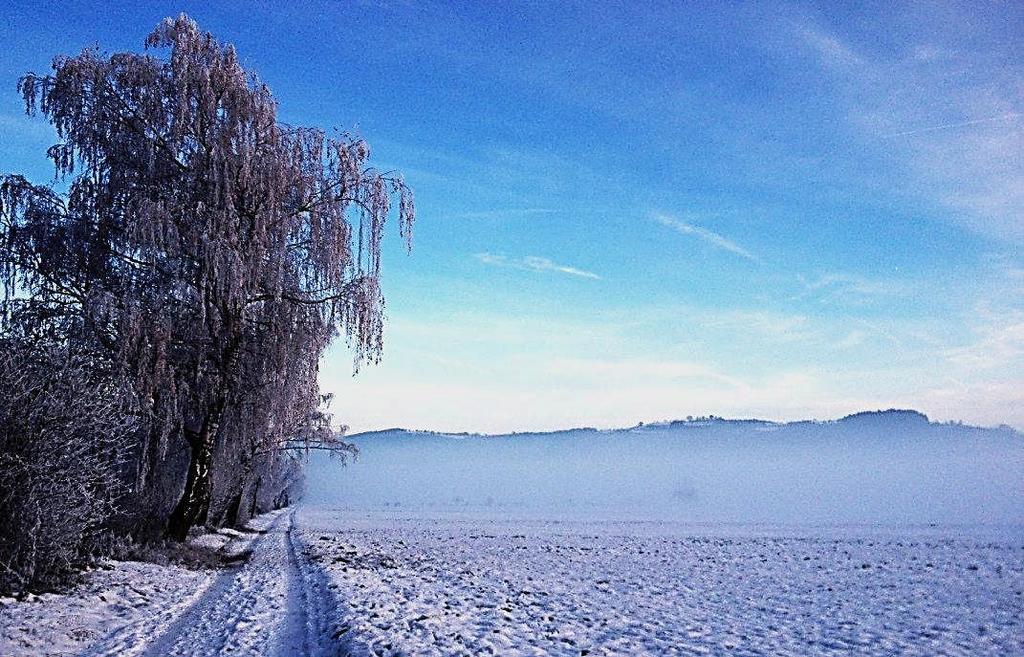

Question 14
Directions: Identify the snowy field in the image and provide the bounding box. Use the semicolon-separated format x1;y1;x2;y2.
291;415;1024;654
301;509;1024;657
0;558;213;657
3;415;1022;656
2;509;1022;657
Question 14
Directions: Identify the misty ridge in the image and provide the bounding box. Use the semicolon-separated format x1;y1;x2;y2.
307;409;1024;526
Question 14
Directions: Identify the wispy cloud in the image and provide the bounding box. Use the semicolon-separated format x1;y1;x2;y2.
883;113;1021;139
794;18;1024;243
449;208;556;220
836;330;866;349
795;272;904;305
654;214;758;261
543;357;746;389
945;313;1024;370
474;253;601;280
697;308;813;343
797;27;865;69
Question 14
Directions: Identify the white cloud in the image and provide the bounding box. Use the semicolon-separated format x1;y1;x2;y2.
543;356;746;389
653;214;758;261
795;272;905;305
834;330;865;350
474;252;601;279
945;315;1024;370
319;257;1024;433
882;112;1021;139
448;208;556;220
693;308;813;343
797;27;865;69
796;19;1024;243
322;351;854;435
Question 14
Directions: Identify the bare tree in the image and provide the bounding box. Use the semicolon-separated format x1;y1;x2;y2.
1;14;413;540
0;338;137;594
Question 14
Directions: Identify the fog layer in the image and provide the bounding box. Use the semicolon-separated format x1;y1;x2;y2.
305;411;1023;525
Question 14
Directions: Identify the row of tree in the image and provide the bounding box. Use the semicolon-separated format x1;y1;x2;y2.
0;15;413;594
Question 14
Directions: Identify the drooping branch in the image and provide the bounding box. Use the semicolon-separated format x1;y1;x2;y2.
1;13;415;539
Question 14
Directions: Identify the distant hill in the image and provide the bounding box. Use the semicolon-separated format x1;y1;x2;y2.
306;410;1023;526
836;408;931;426
346;409;1015;441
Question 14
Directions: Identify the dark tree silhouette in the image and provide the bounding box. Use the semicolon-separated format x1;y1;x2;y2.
0;338;137;593
1;15;413;540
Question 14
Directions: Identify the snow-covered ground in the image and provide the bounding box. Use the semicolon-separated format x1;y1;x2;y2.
80;509;340;657
300;509;1024;657
4;507;1021;656
0;509;333;657
12;507;1019;654
4;414;1022;656
0;558;213;657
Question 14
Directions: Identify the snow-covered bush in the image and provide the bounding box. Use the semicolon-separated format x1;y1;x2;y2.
0;340;137;594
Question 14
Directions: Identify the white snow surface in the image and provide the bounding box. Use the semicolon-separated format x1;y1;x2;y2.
301;508;1024;657
0;509;332;657
3;508;1021;656
0;559;212;657
4;414;1022;656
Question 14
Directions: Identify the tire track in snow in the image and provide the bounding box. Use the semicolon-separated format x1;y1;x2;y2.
81;510;343;657
282;510;345;657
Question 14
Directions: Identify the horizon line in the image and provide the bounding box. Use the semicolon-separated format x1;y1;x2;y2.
343;408;1023;438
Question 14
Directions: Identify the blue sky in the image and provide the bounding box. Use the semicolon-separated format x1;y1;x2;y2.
2;1;1022;431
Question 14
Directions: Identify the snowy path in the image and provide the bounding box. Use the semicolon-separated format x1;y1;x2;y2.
81;510;341;657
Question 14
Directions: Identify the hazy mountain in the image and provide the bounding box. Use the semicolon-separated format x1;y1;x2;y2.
305;411;1023;525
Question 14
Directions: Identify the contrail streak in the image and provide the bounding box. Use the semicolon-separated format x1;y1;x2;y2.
884;112;1020;138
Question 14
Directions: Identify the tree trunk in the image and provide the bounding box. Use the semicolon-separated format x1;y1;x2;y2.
248;477;261;520
166;412;220;541
224;485;244;527
224;455;256;527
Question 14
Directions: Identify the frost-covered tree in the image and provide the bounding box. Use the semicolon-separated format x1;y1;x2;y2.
0;338;137;593
0;14;413;540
